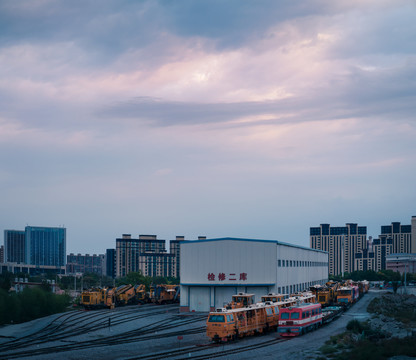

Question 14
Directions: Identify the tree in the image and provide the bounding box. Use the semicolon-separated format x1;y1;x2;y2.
0;272;13;291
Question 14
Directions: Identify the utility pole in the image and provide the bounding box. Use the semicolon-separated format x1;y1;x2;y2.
341;234;344;279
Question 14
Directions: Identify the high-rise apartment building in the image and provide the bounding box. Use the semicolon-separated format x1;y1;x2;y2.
106;249;116;278
312;218;416;275
170;236;183;279
4;230;26;263
138;252;176;278
372;236;393;271
354;235;393;273
354;247;375;272
25;226;66;267
0;245;4;263
310;223;367;276
380;221;412;254
66;253;105;275
116;234;173;278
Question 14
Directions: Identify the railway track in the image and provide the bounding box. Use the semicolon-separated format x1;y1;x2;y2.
0;304;179;351
0;293;368;359
126;336;290;359
0;307;207;359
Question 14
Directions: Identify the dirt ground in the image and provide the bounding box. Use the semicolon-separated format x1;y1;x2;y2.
367;292;416;339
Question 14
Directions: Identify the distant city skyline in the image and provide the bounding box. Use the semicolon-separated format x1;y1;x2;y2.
2;217;415;256
1;1;415;255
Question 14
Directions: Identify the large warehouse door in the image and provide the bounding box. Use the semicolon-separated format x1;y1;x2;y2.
214;287;237;309
246;286;269;302
189;287;210;312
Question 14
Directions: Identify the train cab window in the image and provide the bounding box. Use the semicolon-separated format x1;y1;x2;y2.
280;312;290;320
266;308;273;316
226;314;233;322
302;313;306;319
208;315;225;322
290;312;300;319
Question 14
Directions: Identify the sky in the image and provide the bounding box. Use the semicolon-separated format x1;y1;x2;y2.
0;0;415;254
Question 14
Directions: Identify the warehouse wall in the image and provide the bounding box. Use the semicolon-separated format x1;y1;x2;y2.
180;238;328;312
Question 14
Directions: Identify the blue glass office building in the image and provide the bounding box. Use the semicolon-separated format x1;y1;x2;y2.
25;226;66;267
4;230;26;263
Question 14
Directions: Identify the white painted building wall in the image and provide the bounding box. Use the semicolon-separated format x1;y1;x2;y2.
180;238;328;312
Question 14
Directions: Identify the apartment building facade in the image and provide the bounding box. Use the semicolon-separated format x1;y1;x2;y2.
312;217;415;275
116;234;177;278
310;223;367;276
66;253;105;275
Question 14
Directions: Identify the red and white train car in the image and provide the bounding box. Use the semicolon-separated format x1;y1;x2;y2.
278;302;323;337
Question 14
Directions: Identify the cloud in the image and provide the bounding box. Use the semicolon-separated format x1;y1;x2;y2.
0;0;415;252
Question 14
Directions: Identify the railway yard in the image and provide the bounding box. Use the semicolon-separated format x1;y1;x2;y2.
0;289;388;360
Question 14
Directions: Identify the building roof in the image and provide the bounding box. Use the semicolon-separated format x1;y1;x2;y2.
180;237;328;254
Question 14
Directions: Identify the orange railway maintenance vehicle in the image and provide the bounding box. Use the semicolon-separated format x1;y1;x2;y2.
206;291;316;342
310;282;338;307
153;284;180;304
134;284;148;304
261;293;286;303
81;287;115;309
207;302;280;343
336;285;359;306
115;284;136;306
226;293;255;309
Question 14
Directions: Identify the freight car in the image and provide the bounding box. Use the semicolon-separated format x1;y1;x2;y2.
278;302;323;337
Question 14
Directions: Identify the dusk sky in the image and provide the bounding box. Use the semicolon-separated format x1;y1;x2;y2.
1;0;415;254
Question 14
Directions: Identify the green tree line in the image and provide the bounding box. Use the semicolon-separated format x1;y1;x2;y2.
115;272;179;290
0;287;71;325
329;269;415;283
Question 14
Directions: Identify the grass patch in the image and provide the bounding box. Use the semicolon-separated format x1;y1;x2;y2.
319;344;337;355
317;319;416;360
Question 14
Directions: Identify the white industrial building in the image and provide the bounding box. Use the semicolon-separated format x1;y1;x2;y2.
180;237;329;312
